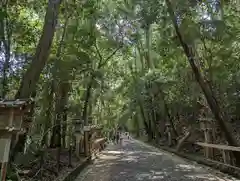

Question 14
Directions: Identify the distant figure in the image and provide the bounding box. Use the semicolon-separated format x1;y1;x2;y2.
113;134;116;143
109;130;114;142
120;133;123;145
116;132;120;144
125;132;130;139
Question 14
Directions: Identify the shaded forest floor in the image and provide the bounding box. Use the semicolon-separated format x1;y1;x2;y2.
13;148;87;181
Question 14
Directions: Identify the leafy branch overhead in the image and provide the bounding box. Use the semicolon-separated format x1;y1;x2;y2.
2;0;240;179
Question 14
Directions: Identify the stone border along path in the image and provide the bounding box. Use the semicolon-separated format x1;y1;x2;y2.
75;135;240;181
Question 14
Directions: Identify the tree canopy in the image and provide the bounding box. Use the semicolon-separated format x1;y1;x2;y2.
1;0;240;179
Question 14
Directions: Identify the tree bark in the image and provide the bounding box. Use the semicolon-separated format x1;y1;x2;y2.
82;46;121;126
138;100;150;136
15;0;62;99
49;15;69;147
41;82;54;147
148;112;153;141
0;2;11;98
50;81;70;148
62;107;68;148
166;0;240;165
158;88;178;137
11;0;62;161
82;78;93;126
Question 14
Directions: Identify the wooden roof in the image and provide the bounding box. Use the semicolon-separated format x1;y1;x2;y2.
0;99;33;109
91;124;103;129
83;124;103;131
197;118;213;122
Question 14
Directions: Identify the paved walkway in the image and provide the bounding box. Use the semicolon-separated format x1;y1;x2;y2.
76;136;239;181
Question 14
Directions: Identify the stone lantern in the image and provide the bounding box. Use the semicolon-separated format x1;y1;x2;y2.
83;125;91;157
165;123;172;146
88;116;93;125
0;99;32;181
73;118;83;134
72;118;83;156
94;124;103;138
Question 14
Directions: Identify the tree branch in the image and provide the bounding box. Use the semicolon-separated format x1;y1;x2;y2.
98;46;122;68
94;43;103;62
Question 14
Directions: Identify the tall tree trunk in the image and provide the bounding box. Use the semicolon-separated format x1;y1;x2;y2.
82;78;93;126
145;24;153;69
0;2;11;98
59;82;70;148
2;39;10;98
138;99;150;135
11;0;62;161
148;112;153;141
41;82;54;147
50;81;69;149
134;114;140;137
15;0;62;99
62;107;68;148
166;0;240;165
155;112;162;139
81;46;121;126
49;15;69;147
159;89;178;137
52;83;64;171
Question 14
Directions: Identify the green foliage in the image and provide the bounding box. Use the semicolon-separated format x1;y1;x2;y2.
2;0;240;156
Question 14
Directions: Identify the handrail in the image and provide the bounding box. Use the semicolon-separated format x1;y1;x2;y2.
195;142;240;152
94;138;105;143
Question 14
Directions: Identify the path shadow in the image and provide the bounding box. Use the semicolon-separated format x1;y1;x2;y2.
77;139;238;181
99;140;237;181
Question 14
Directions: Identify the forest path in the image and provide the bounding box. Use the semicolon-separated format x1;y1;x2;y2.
75;135;239;181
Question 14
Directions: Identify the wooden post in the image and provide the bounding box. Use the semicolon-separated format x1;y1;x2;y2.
80;136;84;154
75;134;81;157
165;124;172;146
222;150;231;164
75;138;79;156
206;121;213;159
203;130;208;157
40;149;44;181
199;119;214;159
84;127;90;157
0;100;31;181
0;136;12;181
68;144;72;167
168;131;172;146
1;162;7;181
0;109;14;181
73;118;84;156
222;141;231;164
84;131;88;157
200;119;207;158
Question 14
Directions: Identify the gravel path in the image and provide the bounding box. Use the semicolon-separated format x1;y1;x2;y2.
75;136;239;181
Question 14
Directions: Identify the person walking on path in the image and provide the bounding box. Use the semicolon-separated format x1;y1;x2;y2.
113;134;116;144
109;130;114;142
116;131;120;144
120;133;123;145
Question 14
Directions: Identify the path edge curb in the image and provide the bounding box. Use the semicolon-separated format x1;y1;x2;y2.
55;156;91;181
57;149;105;181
